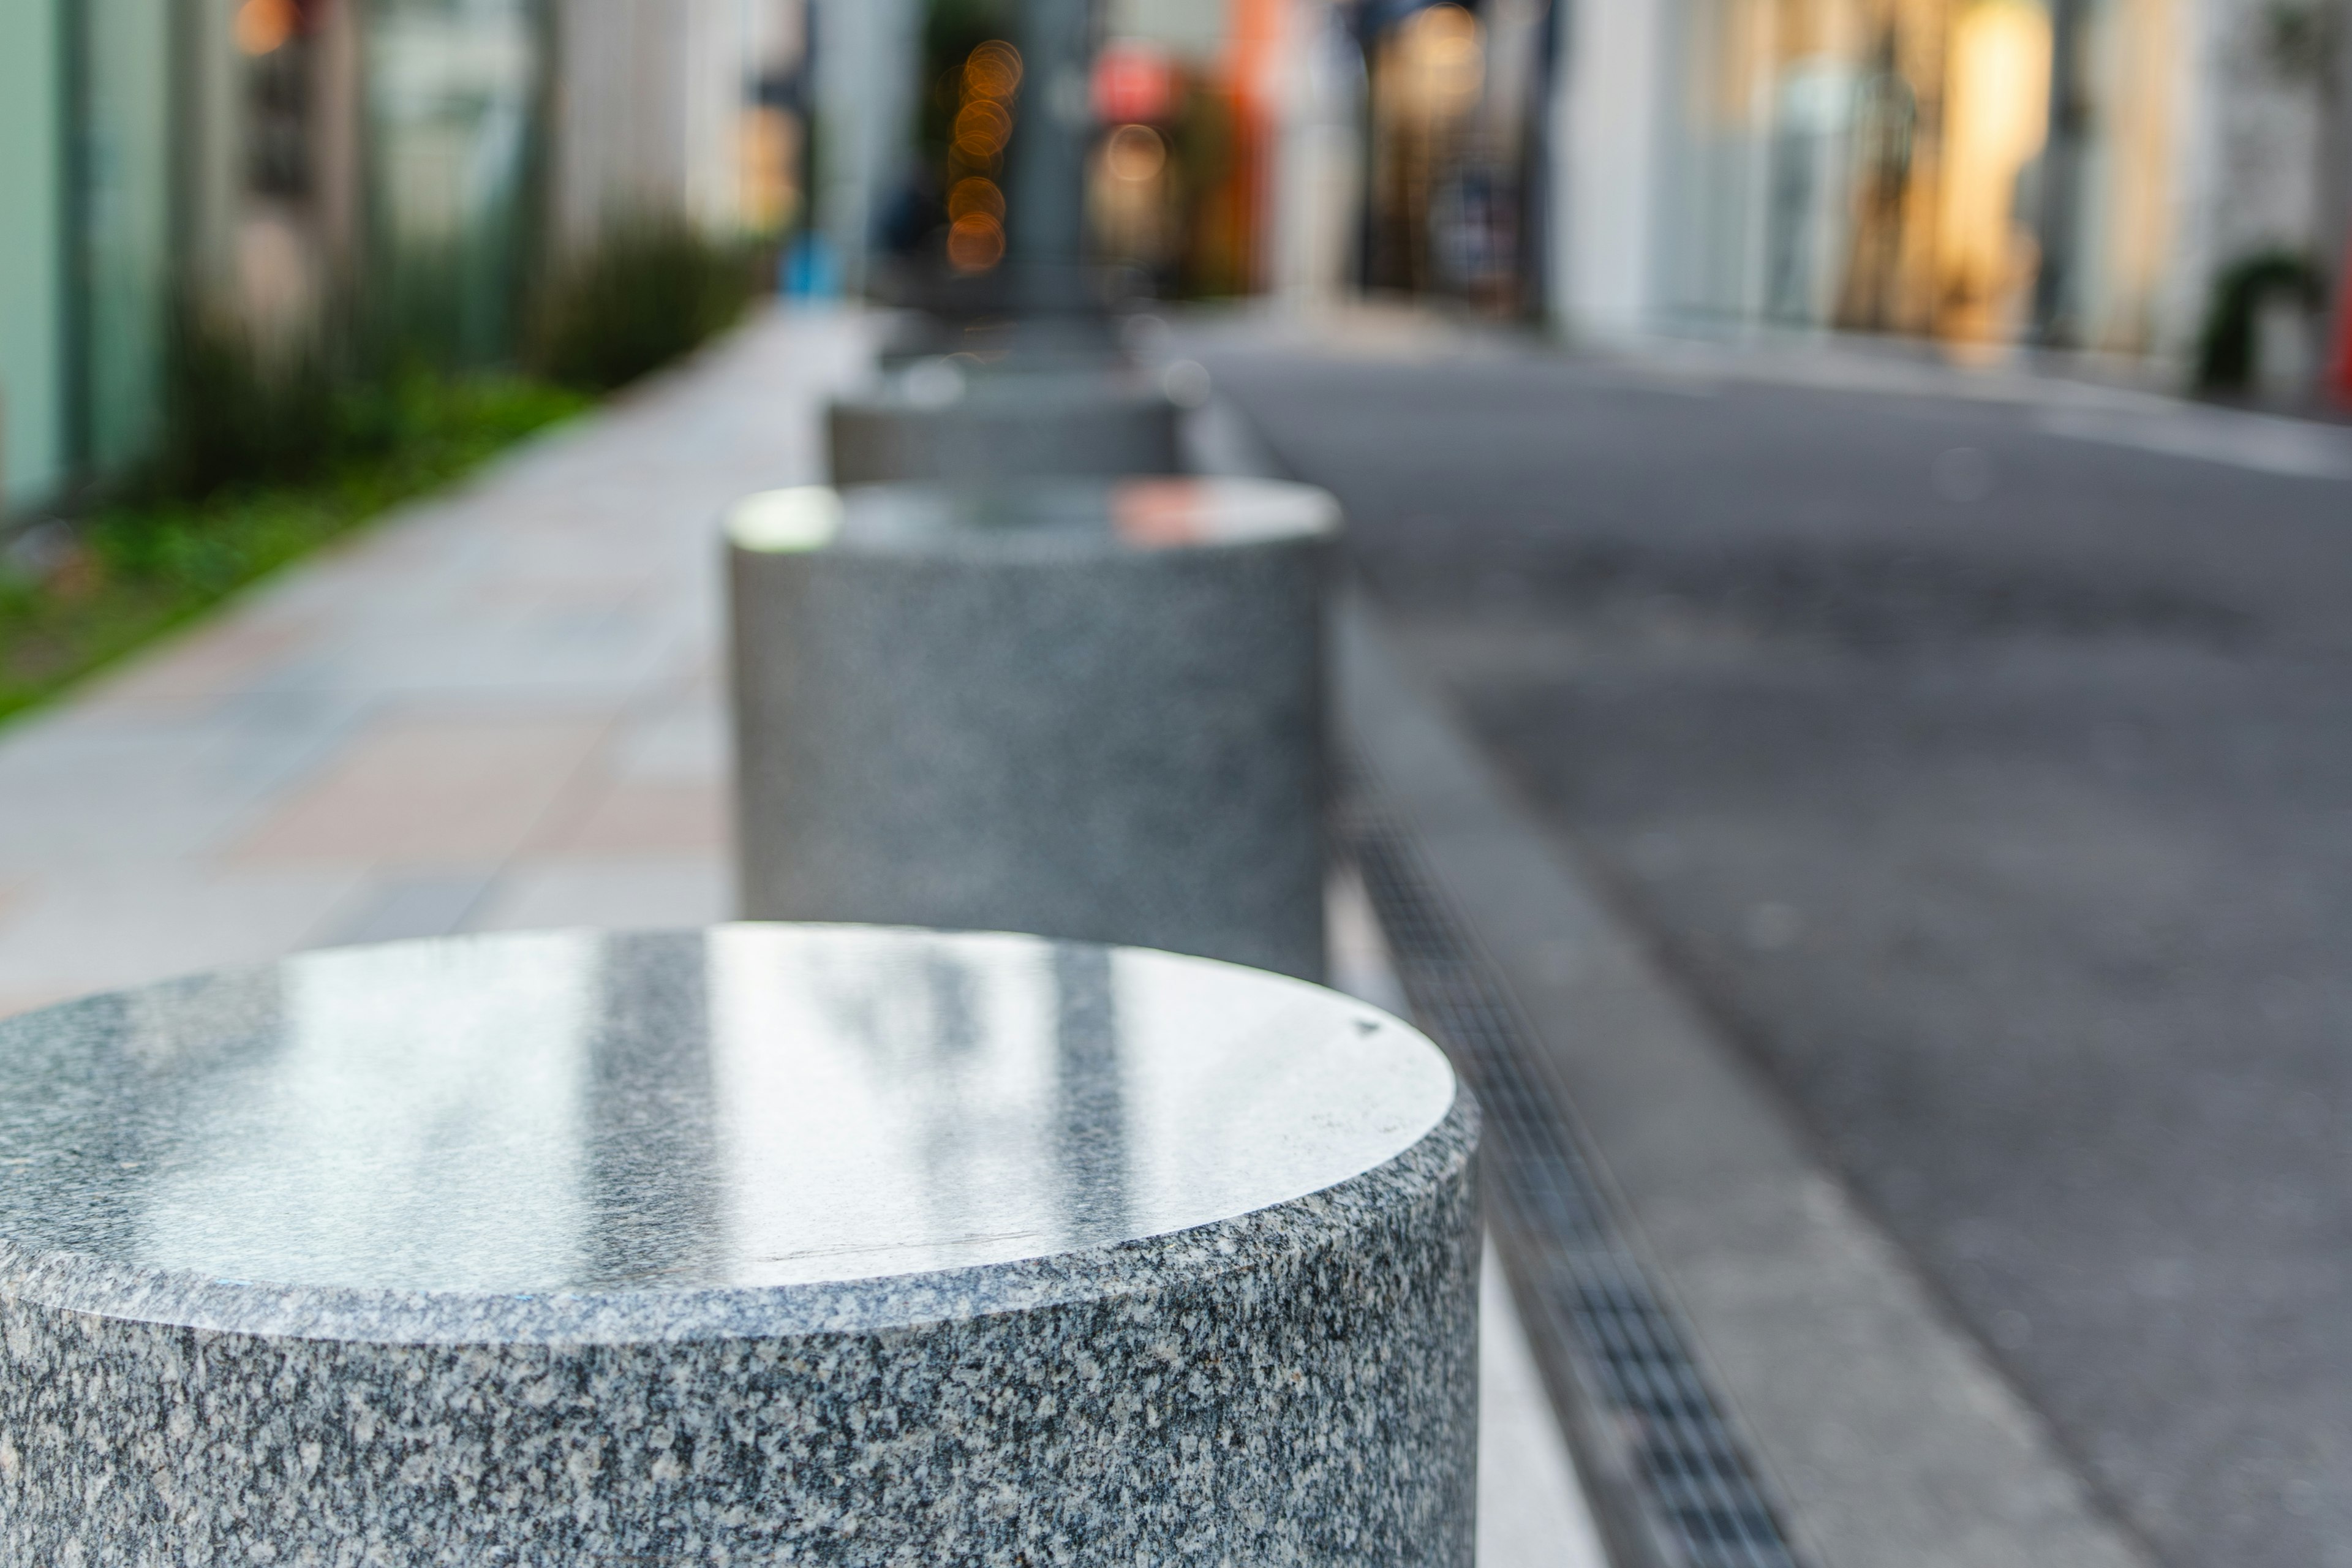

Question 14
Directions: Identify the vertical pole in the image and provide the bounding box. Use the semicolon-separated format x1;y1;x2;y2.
2325;6;2352;403
2332;225;2352;403
2032;0;2088;346
60;0;91;484
1011;0;1095;313
814;0;916;299
1524;0;1564;324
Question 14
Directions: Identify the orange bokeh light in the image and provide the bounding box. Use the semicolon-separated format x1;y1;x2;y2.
954;100;1014;161
964;41;1023;102
235;0;295;55
1111;480;1211;548
948;177;1006;222
1104;123;1167;183
947;213;1006;273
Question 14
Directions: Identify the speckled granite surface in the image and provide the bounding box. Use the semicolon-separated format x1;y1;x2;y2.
0;925;1477;1566
730;480;1340;981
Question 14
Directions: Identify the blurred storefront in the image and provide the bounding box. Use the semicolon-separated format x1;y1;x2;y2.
827;0;1556;312
987;0;2349;383
0;0;803;519
1642;0;2176;353
10;0;2347;518
1558;0;2352;379
1098;0;1553;311
1040;0;2294;368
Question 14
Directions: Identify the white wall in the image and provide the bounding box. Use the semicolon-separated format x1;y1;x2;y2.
1548;0;1670;339
2158;0;2332;360
813;0;919;295
1268;0;1364;304
0;0;64;511
553;0;795;249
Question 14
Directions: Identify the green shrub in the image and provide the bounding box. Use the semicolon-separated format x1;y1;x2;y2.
148;305;351;500
526;221;760;391
2195;249;2326;393
143;292;600;504
0;374;587;723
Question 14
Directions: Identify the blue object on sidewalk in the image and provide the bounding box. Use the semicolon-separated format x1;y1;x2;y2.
783;235;840;300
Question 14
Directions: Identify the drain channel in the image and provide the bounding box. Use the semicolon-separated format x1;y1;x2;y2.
1336;767;1804;1568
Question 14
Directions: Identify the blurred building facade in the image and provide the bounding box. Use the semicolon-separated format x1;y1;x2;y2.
806;0;2347;385
0;0;803;518
10;0;2348;521
1564;0;2352;374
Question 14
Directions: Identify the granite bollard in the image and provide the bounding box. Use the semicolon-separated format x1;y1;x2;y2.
826;358;1187;484
728;477;1337;980
0;924;1480;1566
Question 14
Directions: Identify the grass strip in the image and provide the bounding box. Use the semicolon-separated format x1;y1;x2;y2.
0;375;589;724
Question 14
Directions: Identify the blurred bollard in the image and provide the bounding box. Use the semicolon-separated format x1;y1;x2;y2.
873;307;1125;371
825;357;1190;483
727;478;1337;979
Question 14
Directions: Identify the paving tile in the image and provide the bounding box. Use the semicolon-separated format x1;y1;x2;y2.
528;777;728;856
230;711;612;867
467;856;733;933
238;612;676;703
316;872;502;946
79;614;321;712
0;704;367;870
0;305;855;1008
605;700;729;783
0;865;369;1003
462;578;652;615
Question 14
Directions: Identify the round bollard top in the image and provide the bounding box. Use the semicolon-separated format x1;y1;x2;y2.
726;477;1340;562
0;925;1461;1342
838;354;1189;414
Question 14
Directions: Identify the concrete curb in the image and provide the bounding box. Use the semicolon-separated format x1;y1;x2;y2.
1185;378;2155;1568
1333;594;2157;1568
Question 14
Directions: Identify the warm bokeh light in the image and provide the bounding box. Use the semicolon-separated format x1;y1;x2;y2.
234;0;296;56
1092;40;1175;124
1939;0;2053;341
963;40;1022;102
954;100;1014;162
947;213;1006;273
738;106;800;236
1104;124;1167;184
1110;479;1210;548
948;176;1006;222
1390;3;1484;119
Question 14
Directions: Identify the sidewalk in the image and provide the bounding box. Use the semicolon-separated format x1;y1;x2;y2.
0;303;1605;1567
0;307;865;1016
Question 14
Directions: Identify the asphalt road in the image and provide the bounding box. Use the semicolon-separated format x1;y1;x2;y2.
1205;332;2352;1568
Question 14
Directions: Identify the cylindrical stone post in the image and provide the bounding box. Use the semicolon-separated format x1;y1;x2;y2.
0;925;1480;1567
728;477;1337;981
826;360;1185;483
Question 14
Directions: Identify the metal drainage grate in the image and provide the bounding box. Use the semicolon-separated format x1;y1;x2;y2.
1335;768;1804;1568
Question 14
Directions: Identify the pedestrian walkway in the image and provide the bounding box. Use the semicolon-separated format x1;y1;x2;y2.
0;307;867;1017
0;301;1606;1568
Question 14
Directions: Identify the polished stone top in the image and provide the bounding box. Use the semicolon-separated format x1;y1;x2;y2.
847;354;1172;411
0;925;1453;1336
727;477;1340;559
